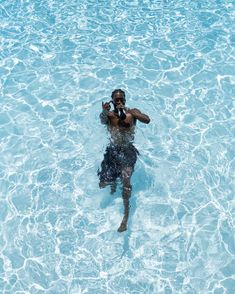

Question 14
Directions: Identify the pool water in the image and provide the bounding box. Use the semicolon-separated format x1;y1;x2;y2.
0;0;235;293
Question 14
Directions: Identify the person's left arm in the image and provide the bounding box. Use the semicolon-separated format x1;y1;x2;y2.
128;108;150;124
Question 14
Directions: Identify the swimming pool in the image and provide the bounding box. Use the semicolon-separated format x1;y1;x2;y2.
0;0;234;293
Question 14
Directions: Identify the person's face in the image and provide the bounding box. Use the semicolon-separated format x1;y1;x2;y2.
113;92;125;106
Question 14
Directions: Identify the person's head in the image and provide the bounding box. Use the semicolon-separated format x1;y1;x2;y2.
111;89;126;106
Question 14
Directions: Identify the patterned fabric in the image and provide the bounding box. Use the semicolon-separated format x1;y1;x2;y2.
98;143;139;183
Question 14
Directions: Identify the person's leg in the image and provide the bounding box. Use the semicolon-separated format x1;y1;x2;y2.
98;154;109;188
99;179;117;195
98;146;119;194
110;180;117;194
98;146;114;187
117;166;133;232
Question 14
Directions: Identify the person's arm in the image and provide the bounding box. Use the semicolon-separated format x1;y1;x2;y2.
100;109;109;125
129;108;150;124
100;102;111;125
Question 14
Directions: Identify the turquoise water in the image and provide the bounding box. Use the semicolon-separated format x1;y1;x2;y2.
0;0;235;293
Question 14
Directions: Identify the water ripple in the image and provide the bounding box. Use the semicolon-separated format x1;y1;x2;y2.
0;0;234;293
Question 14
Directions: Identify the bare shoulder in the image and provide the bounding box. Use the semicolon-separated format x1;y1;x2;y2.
127;108;150;124
128;108;141;114
127;108;141;122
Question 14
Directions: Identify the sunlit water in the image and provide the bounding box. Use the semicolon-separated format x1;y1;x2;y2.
0;0;235;293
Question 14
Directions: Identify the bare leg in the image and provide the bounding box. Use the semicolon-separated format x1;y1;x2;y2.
118;167;133;232
110;181;117;194
99;181;108;189
99;180;117;195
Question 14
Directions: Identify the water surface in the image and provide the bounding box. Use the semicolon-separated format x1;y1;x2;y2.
0;0;234;293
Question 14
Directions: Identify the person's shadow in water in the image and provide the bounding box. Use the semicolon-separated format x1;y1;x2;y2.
120;192;136;258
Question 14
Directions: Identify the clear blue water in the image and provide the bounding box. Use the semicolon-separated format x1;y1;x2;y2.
0;0;235;293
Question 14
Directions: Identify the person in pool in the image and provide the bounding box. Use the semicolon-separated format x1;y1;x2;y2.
98;89;150;232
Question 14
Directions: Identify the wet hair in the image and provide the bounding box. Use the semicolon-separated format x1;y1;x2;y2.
111;89;126;104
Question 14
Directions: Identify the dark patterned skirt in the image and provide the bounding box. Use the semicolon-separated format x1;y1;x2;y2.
98;143;139;183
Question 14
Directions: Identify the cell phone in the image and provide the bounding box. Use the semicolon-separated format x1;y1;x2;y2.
119;108;126;120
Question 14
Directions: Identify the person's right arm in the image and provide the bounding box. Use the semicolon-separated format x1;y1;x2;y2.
100;102;111;125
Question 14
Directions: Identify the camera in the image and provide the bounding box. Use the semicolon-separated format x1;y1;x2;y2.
107;100;126;120
118;108;126;120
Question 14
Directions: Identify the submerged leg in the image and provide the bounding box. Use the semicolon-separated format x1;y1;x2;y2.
99;180;109;189
110;180;117;194
118;167;133;232
99;178;117;193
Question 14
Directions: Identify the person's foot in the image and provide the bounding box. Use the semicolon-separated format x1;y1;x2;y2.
117;221;127;232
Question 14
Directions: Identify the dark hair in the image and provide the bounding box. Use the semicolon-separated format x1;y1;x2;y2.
111;89;126;102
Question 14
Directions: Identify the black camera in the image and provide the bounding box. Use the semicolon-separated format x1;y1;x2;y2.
118;108;126;120
107;100;126;120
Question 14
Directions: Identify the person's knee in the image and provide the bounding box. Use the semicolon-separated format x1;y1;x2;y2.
124;184;131;190
122;185;132;199
122;176;129;185
121;171;132;185
121;167;132;178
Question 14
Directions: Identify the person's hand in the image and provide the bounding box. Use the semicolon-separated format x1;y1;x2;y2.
116;104;128;112
102;102;111;111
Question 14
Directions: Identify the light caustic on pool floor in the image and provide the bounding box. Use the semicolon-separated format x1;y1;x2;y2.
0;0;234;293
